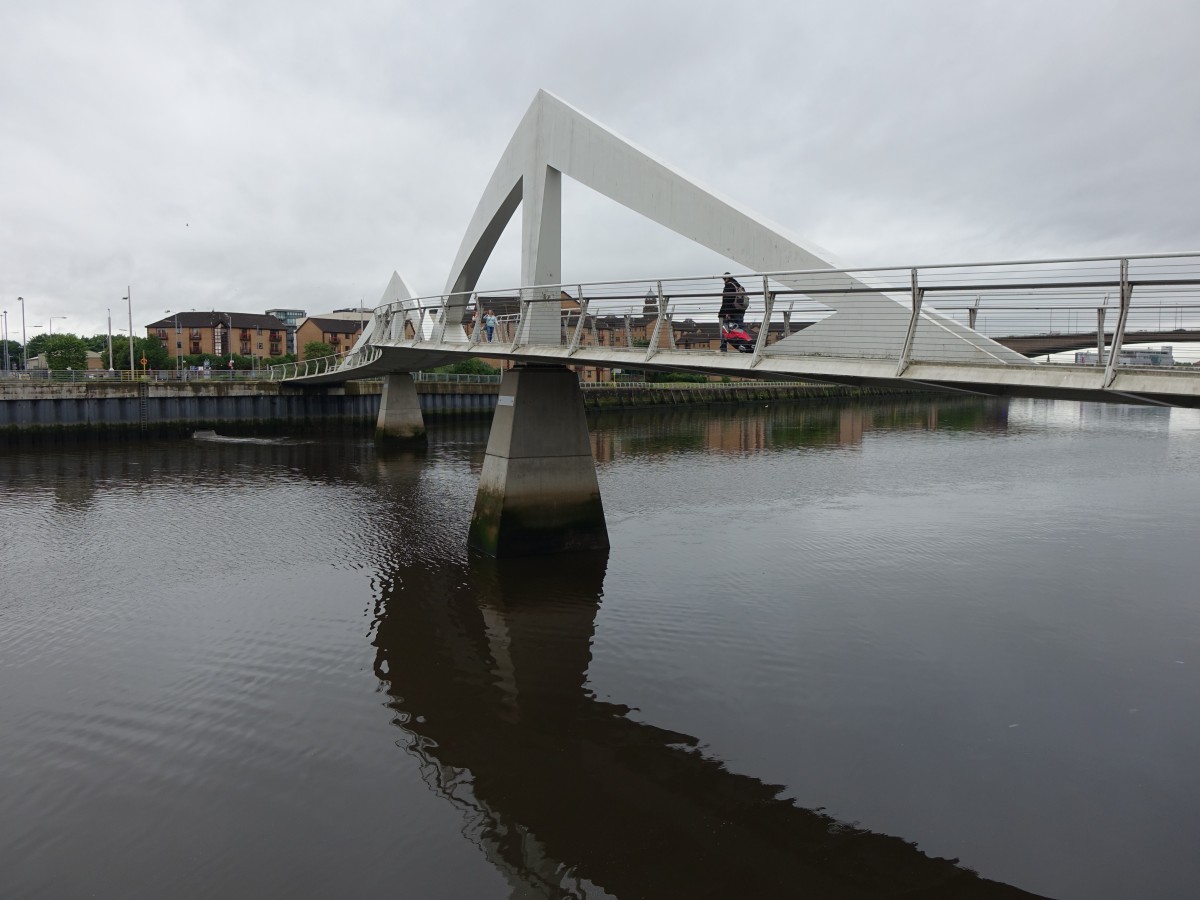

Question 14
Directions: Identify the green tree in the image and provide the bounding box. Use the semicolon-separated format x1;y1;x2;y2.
1;339;20;370
646;371;708;383
429;357;498;376
26;333;51;358
107;334;171;371
84;334;109;353
42;333;89;370
303;340;335;361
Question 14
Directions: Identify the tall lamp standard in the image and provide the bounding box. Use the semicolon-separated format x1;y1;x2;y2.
124;287;134;380
107;308;114;371
47;317;66;372
2;310;9;371
18;296;26;370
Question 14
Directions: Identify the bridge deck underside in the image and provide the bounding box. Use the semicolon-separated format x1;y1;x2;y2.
283;341;1200;408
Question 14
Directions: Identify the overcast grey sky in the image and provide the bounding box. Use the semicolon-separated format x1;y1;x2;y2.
2;0;1197;338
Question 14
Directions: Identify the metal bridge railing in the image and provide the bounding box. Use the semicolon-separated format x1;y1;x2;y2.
0;368;280;383
267;347;381;381
412;372;502;384
273;251;1200;382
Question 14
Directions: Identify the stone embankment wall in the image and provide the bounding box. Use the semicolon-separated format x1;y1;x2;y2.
0;379;904;440
0;380;382;438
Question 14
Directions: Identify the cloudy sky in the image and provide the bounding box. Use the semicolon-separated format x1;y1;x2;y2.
2;0;1197;339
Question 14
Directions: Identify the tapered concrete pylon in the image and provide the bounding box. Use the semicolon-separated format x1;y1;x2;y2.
376;373;426;446
469;365;608;557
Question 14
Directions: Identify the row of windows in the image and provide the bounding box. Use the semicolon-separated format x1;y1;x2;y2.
156;327;283;340
177;342;282;356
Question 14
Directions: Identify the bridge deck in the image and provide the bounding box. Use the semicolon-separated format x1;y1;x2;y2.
275;254;1200;408
288;340;1200;407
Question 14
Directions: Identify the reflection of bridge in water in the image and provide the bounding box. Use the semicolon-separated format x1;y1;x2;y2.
370;545;1046;898
0;406;1052;896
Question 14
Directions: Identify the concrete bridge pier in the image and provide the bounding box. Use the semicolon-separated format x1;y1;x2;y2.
376;372;427;447
468;364;609;557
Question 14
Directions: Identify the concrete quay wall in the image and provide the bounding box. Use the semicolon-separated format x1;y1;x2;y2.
0;381;372;438
0;379;905;440
0;380;502;438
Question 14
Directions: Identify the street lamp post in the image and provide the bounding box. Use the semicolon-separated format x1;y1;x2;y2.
26;324;42;370
2;310;8;371
18;297;26;370
46;316;66;371
125;287;134;379
107;308;114;371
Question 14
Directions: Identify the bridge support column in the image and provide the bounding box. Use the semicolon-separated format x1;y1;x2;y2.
376;373;426;447
468;365;608;557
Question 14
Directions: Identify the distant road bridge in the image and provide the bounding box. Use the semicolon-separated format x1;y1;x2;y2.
996;329;1200;357
269;90;1200;555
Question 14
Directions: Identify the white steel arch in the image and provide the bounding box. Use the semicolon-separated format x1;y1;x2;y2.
442;89;1026;365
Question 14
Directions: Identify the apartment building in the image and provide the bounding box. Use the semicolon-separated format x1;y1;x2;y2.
146;312;288;363
295;316;365;359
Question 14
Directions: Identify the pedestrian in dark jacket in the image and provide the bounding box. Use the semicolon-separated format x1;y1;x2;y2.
719;273;747;351
720;274;747;323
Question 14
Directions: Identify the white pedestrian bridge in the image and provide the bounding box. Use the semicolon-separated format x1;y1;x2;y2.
273;252;1200;409
265;90;1200;556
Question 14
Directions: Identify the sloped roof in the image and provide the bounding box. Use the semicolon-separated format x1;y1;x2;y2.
146;312;286;329
302;317;364;334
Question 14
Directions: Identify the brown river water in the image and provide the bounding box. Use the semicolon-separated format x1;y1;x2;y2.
2;396;1199;899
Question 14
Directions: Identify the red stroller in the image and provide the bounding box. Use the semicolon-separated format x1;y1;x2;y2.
721;321;755;353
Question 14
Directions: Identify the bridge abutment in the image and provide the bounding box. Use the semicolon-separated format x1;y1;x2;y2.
468;365;609;557
376;373;427;446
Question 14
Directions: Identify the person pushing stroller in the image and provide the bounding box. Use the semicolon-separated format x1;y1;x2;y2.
719;273;750;352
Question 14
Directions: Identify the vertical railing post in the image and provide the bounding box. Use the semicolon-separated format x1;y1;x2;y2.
968;295;981;331
896;268;924;376
433;295;449;343
569;294;590;353
511;297;529;351
1096;307;1107;367
782;302;793;338
751;275;775;365
645;281;667;362
1103;259;1132;387
624;314;633;349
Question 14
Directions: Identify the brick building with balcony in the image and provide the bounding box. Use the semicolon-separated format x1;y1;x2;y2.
295;316;366;359
146;312;289;364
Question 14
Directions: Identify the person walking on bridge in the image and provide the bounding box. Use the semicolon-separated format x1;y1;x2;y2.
719;273;748;351
483;309;497;342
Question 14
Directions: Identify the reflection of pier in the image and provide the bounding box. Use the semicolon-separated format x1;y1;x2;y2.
370;551;1044;898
